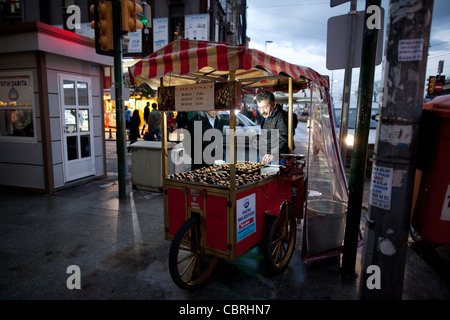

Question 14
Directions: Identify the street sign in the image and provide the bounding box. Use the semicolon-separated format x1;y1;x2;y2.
435;82;443;92
438;60;444;74
326;9;384;70
330;0;350;7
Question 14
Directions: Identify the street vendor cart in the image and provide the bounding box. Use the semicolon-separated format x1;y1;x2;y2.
129;39;352;290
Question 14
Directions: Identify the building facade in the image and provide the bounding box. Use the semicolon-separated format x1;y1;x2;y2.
0;0;246;193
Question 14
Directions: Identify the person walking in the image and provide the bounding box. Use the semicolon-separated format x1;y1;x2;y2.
129;109;141;145
147;102;161;141
141;101;150;135
125;104;131;134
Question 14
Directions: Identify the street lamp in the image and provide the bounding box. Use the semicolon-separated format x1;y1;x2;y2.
265;40;273;53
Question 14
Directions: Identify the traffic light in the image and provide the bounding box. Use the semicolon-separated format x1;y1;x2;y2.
90;0;114;56
427;76;435;96
142;3;151;28
122;0;144;34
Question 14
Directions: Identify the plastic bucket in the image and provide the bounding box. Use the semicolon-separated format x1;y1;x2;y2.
306;199;347;255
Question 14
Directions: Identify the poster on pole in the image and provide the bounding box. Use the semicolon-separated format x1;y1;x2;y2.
153;17;169;51
369;165;393;210
185;14;210;41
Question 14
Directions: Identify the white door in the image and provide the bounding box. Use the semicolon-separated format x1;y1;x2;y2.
59;75;95;182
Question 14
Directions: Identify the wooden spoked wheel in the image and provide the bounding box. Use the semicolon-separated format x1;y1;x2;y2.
169;215;218;290
263;202;297;274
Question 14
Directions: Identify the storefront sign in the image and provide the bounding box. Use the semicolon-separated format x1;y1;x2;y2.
0;75;33;106
123;30;142;54
153;17;169;51
185;14;210;41
236;193;256;242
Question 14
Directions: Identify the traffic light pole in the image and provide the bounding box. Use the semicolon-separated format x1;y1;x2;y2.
112;0;127;199
339;0;357;164
342;0;381;274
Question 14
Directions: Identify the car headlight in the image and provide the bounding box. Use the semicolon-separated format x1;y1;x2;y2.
346;134;354;147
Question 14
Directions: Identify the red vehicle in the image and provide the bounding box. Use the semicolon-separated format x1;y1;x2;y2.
130;39;353;290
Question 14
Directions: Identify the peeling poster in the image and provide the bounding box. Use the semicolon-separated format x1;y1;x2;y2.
370;165;393;210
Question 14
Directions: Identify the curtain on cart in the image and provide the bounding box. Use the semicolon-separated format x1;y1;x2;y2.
304;85;349;258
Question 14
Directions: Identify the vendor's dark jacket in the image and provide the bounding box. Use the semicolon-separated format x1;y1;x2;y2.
186;111;224;170
260;106;289;155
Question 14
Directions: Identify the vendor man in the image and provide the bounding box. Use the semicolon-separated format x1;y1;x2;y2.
255;91;289;164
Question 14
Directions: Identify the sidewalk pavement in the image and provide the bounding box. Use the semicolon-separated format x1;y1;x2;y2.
1;138;450;302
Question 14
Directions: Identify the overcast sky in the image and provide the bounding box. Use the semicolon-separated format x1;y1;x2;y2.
246;0;450;101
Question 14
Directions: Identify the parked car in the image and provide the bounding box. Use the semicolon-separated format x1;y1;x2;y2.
297;105;309;122
219;111;260;149
333;101;379;170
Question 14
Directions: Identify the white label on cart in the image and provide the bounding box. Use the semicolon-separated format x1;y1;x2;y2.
440;185;450;222
236;193;256;242
369;165;393;210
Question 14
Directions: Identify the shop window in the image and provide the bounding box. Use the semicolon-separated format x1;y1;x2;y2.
78;109;89;132
64;109;77;133
66;136;78;160
77;82;89;105
80;135;91;158
0;0;24;24
0;71;36;142
63;80;76;105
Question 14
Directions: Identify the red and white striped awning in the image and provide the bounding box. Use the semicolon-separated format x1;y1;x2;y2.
129;39;329;93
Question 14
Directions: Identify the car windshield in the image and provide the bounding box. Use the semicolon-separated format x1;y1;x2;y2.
219;112;257;127
334;107;378;129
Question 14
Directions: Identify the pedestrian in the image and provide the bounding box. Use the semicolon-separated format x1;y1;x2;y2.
125;104;131;133
186;110;224;170
176;111;189;129
147;102;161;141
255;91;289;164
141;101;150;135
129;109;141;145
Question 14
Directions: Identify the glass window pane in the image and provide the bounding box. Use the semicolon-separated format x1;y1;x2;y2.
77;82;88;105
64;109;77;133
0;109;34;137
63;80;76;105
78;109;89;132
67;136;78;160
80;135;91;158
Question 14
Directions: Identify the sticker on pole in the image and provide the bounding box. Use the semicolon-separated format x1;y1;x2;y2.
236;193;256;242
441;184;450;222
398;39;423;61
369;165;393;210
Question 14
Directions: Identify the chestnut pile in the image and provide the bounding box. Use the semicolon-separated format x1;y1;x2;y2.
168;162;270;187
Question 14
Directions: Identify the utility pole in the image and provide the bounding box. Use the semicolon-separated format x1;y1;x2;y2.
360;0;434;299
342;0;381;273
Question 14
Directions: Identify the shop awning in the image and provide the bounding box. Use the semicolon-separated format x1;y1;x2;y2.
128;39;329;93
